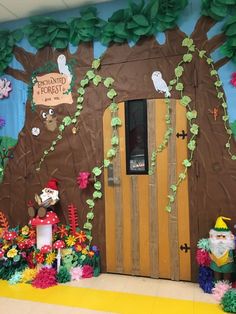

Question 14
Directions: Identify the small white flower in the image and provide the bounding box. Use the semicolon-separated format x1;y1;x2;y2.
31;127;40;136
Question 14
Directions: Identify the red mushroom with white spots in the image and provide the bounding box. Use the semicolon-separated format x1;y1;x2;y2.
53;240;65;272
3;230;17;241
29;211;59;249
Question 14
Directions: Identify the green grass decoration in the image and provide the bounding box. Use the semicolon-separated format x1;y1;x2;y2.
221;289;236;313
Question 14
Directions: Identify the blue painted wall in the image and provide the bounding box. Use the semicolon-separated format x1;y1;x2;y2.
0;0;235;140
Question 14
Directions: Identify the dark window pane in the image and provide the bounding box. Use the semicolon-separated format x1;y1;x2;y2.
125;99;148;174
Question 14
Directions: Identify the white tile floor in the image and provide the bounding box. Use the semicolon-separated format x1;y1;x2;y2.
0;274;218;314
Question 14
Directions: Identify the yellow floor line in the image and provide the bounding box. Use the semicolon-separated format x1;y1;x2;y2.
0;280;224;314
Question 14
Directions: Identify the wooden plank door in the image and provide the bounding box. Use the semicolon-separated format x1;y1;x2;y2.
103;99;191;280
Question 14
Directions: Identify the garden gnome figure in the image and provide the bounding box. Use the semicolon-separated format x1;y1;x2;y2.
28;178;59;218
209;216;236;281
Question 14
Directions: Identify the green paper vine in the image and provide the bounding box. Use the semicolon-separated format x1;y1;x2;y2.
197;48;236;160
35;58;120;242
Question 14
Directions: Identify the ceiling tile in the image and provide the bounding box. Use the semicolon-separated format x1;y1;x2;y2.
0;3;18;22
0;0;67;20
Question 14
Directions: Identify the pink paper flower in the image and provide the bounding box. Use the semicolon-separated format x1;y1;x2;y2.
0;78;12;99
196;248;211;267
212;281;232;302
70;266;83;281
230;72;236;87
77;172;90;189
32;267;57;289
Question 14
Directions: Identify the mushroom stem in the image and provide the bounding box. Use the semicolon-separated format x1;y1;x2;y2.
57;248;61;273
36;225;52;249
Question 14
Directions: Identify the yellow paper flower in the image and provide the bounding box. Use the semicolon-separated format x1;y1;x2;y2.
16;236;24;242
2;244;9;250
21;268;37;283
21;226;29;235
45;252;56;265
82;249;88;255
7;248;18;258
61;248;72;257
65;235;76;247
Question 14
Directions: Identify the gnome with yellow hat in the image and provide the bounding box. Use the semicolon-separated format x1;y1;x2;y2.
209;216;236;280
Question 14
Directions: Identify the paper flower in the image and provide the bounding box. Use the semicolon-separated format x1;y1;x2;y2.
0;78;12;99
230;72;236;87
212;281;232;302
9;271;22;285
70;266;82;281
6;248;18;258
0;116;5;128
82;265;94;278
65;235;76;247
45;252;56;265
32;267;57;289
196;249;211;267
21;225;29;235
198;266;214;293
75;230;86;243
77;172;90;189
221;289;236;313
20;267;37;283
197;238;210;252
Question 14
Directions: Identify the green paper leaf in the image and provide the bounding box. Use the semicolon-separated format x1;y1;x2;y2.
93;75;102;86
111;136;119;145
210;69;217;76
77;104;83;110
77;96;84;103
107;148;116;158
86;212;94;220
93;191;102;199
176;82;184;91
86;70;95;79
215;80;222;87
94;181;102;190
186;110;197;120
104;159;111;167
62;116;72;126
180;95;192;106
83;222;93;230
132;14;149;27
182;37;194;48
170;184;177;192
107;89;117;99
92;59;101;69
190;124;199;135
206;58;213;64
44;150;48;155
221;102;227;108
168;195;175;203
111;117;122;127
80;78;89;87
109;102;118;112
77;87;85;95
217;92;224;98
225;143;230;148
182;159;192;167
231;155;236;160
104;77;114;88
175;66;184;78
183;53;192;62
222;115;229;121
199;50;206;58
59;124;65;131
86;199;95;208
165;205;172;212
187;140;196;151
75;111;81;117
169;79;177;86
92;167;102;176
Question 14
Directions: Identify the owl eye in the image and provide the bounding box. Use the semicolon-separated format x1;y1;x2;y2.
42;112;47;119
48;108;54;115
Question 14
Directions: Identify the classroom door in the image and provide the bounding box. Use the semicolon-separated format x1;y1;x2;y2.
103;99;191;280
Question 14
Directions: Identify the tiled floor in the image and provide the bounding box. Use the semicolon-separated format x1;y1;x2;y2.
0;274;222;314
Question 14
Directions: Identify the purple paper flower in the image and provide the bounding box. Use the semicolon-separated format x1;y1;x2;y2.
0;116;5;128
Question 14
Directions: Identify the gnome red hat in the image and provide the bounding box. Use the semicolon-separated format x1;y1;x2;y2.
45;178;58;191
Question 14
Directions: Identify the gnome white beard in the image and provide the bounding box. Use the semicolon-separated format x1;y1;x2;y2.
209;232;235;258
40;188;59;204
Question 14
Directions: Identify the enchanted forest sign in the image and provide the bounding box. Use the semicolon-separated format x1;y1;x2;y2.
32;72;73;106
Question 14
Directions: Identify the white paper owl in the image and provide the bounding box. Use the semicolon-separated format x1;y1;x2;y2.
57;54;72;82
151;71;171;98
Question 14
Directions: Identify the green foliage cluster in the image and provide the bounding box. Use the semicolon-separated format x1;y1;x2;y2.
230;120;236;137
101;0;188;44
201;0;236;63
24;16;70;49
201;0;236;21
69;7;104;45
0;29;23;75
221;15;236;63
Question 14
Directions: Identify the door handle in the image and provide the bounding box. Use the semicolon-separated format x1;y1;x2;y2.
107;164;120;186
